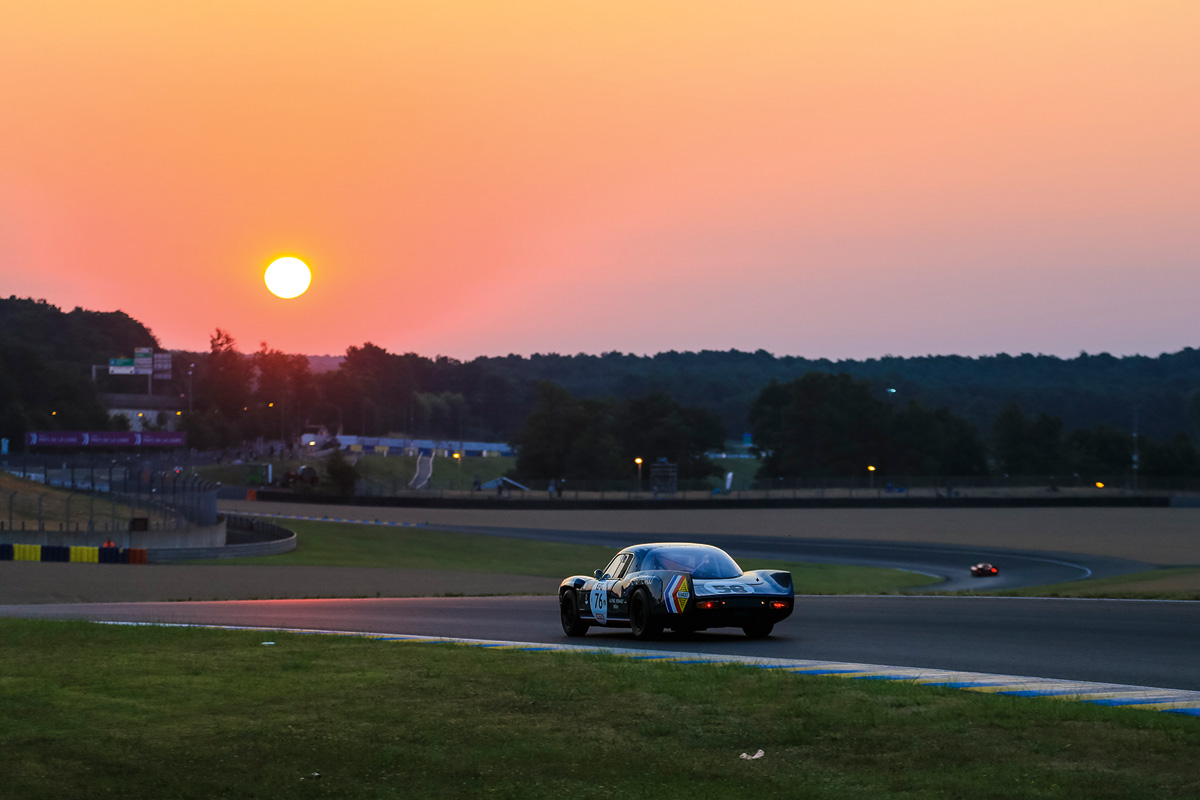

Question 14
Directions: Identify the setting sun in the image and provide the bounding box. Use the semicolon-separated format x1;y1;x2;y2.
264;257;312;299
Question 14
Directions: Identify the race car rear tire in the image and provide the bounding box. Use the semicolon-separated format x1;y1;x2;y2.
560;590;590;637
742;620;774;639
630;589;664;640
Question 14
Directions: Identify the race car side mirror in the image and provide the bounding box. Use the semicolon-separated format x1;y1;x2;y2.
594;569;604;580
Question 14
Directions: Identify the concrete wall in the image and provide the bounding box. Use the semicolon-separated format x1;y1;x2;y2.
147;530;296;562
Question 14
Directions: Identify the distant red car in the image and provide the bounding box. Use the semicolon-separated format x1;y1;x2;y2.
970;562;999;577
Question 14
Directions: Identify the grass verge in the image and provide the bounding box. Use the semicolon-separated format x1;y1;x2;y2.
0;472;172;528
355;454;516;491
1;619;1196;800
991;566;1200;601
200;520;940;592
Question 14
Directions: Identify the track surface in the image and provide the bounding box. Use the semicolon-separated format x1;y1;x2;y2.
5;594;1199;691
3;512;1192;692
408;523;1150;592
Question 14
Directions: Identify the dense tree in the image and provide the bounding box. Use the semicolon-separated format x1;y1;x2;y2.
1063;425;1133;477
0;297;138;446
324;446;359;495
510;383;621;480
749;374;891;478
251;343;314;443
1140;433;1200;477
614;391;724;480
890;402;988;476
750;373;986;479
509;383;724;482
992;403;1064;475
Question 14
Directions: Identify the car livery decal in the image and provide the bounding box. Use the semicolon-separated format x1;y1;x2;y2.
665;574;691;614
589;581;609;624
696;576;766;595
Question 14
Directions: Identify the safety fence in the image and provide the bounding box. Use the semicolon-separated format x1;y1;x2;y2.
3;455;219;531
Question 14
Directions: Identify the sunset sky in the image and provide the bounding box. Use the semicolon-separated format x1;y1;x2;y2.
3;2;1197;360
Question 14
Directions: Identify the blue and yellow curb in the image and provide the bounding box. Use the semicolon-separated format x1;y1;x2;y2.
94;621;1200;717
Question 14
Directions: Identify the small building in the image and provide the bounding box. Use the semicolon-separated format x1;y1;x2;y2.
100;393;188;432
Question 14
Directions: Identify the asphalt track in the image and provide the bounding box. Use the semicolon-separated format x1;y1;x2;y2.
424;522;1151;592
4;594;1199;692
3;514;1195;693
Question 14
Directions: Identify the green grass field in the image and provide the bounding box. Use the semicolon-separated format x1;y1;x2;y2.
994;567;1200;601
202;520;941;593
710;456;762;490
188;459;323;487
0;473;172;528
354;454;516;491
2;620;1196;800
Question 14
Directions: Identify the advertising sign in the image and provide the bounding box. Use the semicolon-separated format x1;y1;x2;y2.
25;431;187;447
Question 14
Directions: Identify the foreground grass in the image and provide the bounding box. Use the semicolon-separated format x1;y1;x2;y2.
204;520;940;592
1;620;1196;800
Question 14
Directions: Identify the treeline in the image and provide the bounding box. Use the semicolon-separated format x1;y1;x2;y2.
4;297;1200;482
510;383;723;482
749;373;1199;483
0;297;157;439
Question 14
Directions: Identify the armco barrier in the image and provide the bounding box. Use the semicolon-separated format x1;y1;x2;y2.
14;544;41;561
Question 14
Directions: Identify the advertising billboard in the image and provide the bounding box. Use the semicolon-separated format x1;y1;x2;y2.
25;431;187;447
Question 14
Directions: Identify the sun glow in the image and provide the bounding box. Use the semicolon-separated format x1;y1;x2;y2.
264;257;312;299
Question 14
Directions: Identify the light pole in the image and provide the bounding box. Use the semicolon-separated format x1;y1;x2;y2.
867;464;876;491
187;363;194;415
453;451;461;489
635;457;643;493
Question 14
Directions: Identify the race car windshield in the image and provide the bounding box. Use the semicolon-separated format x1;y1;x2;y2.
642;547;743;579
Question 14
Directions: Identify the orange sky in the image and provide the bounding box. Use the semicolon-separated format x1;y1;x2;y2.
3;2;1198;359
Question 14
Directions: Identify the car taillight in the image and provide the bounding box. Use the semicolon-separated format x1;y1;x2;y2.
697;600;717;610
770;601;789;610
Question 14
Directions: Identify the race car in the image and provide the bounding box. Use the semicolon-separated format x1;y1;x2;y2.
970;562;999;577
559;542;794;640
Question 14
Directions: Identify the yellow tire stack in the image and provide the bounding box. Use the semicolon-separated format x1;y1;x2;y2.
14;543;41;561
70;546;100;563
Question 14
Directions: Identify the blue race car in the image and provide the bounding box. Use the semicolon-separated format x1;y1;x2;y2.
559;542;794;640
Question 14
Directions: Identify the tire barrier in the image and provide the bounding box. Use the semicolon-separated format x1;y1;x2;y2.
39;545;71;562
70;546;99;563
0;543;146;564
14;544;41;561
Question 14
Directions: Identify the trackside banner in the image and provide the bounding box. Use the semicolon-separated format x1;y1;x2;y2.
25;431;187;447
